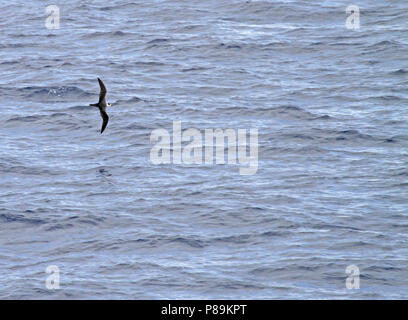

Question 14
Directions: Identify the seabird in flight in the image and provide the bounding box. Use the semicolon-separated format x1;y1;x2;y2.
90;77;111;134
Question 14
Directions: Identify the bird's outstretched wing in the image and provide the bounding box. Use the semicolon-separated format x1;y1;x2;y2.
100;109;109;134
98;78;107;104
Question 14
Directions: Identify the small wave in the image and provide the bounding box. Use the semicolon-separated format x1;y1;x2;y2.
311;115;332;120
212;234;252;244
271;105;315;119
17;86;92;101
49;112;69;118
168;237;205;248
370;95;404;102
81;30;132;39
134;61;166;66
283;133;315;140
0;213;44;225
334;129;374;141
366;40;402;52
44;223;74;231
217;43;243;49
0;43;38;49
147;38;170;44
182;67;211;72
390;69;408;75
391;169;408;177
7;115;42;122
67;105;93;111
100;3;138;11
0;60;19;65
115;96;142;105
371;40;399;47
212;104;316;120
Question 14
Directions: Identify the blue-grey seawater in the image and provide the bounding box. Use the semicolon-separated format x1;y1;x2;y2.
0;0;407;299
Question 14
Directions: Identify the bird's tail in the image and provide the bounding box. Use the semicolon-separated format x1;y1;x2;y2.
89;103;98;107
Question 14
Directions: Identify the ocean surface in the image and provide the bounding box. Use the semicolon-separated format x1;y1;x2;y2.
0;0;407;299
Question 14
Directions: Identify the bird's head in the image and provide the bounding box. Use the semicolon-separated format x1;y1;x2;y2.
107;103;112;107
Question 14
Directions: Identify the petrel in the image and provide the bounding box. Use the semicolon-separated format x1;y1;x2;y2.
90;78;111;134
